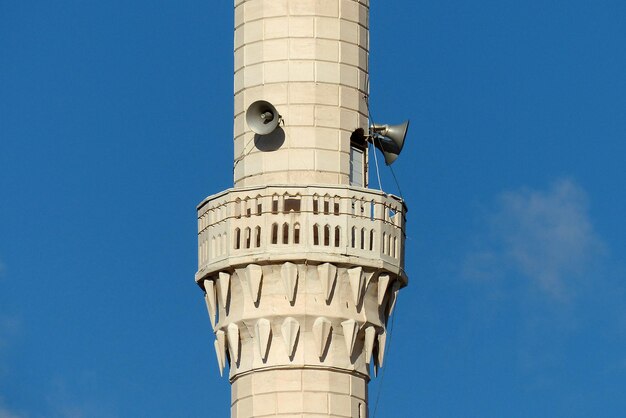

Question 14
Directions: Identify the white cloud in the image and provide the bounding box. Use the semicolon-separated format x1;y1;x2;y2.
464;179;605;301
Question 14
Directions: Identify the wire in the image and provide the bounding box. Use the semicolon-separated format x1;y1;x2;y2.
370;139;383;191
364;72;408;199
233;135;258;172
364;82;384;192
389;165;404;199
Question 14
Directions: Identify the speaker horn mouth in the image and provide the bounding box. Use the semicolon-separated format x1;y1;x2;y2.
246;100;281;135
369;120;409;165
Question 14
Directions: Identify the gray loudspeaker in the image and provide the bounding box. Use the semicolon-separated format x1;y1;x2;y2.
370;120;409;165
246;100;281;135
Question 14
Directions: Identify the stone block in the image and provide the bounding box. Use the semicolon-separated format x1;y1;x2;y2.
252;371;275;394
339;152;351;176
262;38;289;61
290;38;316;60
243;63;264;88
277;391;303;414
287;127;315;148
234;69;244;94
264;17;288;39
317;39;340;62
302;369;330;392
315;105;340;128
315;128;341;150
359;3;369;26
329;393;352;417
272;369;303;392
339;131;351;153
286;104;315;126
328;372;351;394
358;47;368;72
358;25;368;48
317;83;340;106
253;393;276;416
339;63;359;89
234;113;245;138
289;17;315;38
242;85;264;108
234;92;244;115
288;148;315;170
340;86;360;110
244;152;263;177
318;0;340;17
234;49;244;72
316;149;340;172
234;4;244;28
264;149;289;172
262;83;289;105
303;392;328;414
233;135;245;158
263;0;288;18
233;375;253;399
243;0;263;22
289;61;315;82
340;0;359;23
244;43;263;66
350;375;367;400
234;27;244;49
289;1;315;16
340;20;359;44
234;394;253;418
289;83;317;104
316;61;340;84
264;61;289;83
243;20;263;44
351;398;365;418
316;17;340;39
340;108;359;131
340;42;360;67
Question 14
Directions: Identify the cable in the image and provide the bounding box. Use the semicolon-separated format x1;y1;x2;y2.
364;82;384;192
370;139;383;191
389;165;404;199
232;135;258;172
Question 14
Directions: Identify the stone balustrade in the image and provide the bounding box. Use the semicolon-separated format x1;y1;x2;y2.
196;184;406;282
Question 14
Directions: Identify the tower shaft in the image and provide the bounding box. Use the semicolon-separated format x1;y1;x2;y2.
233;0;370;187
196;1;407;417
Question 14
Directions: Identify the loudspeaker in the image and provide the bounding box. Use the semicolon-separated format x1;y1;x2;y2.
370;120;409;165
246;100;281;135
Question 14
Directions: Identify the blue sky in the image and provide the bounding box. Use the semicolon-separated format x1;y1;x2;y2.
1;1;625;417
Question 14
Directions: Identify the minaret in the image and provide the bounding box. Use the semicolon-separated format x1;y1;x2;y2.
196;1;407;416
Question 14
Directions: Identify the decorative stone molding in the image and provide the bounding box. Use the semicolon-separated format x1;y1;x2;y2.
217;271;231;312
201;260;403;381
281;317;300;360
318;262;338;304
255;318;272;363
203;279;217;329
214;330;227;377
280;262;299;305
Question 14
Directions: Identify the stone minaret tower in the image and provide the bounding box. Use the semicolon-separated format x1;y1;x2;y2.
196;1;407;416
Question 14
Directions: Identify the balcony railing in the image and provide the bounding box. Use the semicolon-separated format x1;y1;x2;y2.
197;185;406;273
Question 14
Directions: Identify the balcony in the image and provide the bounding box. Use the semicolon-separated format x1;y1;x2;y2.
196;185;407;283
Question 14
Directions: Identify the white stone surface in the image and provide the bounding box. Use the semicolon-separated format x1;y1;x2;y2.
233;0;370;187
231;369;367;418
196;1;408;416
